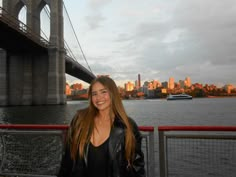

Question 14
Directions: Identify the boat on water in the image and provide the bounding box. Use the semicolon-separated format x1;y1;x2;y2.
167;93;192;100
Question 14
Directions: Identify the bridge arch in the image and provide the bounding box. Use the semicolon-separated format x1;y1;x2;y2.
12;0;25;18
39;3;50;40
18;5;27;29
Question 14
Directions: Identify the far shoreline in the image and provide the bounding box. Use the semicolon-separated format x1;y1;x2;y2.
66;95;236;101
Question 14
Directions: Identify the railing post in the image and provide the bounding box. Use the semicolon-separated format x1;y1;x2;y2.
148;131;155;177
159;130;167;177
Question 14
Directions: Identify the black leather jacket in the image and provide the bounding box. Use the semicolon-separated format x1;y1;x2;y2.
58;117;146;177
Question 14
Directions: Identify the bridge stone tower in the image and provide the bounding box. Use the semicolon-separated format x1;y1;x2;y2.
0;0;66;105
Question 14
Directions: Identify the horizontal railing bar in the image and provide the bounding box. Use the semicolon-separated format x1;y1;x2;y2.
3;124;236;132
0;124;69;130
158;126;236;131
0;130;64;135
165;134;236;140
0;173;55;177
139;126;154;132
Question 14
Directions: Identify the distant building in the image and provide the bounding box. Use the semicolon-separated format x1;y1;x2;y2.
134;74;141;90
147;89;155;97
156;87;167;97
65;83;71;95
72;83;83;90
168;77;175;89
124;81;134;91
72;88;88;95
185;77;191;87
142;85;148;96
162;81;168;88
224;84;234;94
179;80;185;88
152;80;161;89
191;83;203;90
138;74;141;88
143;81;155;90
135;80;139;89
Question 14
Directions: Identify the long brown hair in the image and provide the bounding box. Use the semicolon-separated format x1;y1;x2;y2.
68;76;135;163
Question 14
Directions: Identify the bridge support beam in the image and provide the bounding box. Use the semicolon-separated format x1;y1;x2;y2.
6;54;49;105
0;50;50;106
47;0;66;105
47;47;66;105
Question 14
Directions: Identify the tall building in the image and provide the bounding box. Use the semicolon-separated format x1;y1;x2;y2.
138;74;141;88
168;77;175;89
135;80;139;89
179;80;185;88
124;81;134;91
185;77;191;87
65;83;71;95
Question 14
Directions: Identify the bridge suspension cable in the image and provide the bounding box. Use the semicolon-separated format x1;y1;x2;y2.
41;2;93;74
62;1;93;74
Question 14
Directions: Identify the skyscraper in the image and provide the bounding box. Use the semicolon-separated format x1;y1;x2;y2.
168;77;175;89
138;74;141;88
185;77;191;87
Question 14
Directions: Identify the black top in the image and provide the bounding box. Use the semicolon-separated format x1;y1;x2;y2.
87;138;109;177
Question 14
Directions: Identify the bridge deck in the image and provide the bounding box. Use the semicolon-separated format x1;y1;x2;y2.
0;7;48;54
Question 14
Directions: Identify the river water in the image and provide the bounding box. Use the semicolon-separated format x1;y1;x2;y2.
1;97;236;126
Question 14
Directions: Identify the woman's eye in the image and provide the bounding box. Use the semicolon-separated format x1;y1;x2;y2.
92;92;97;96
102;90;108;94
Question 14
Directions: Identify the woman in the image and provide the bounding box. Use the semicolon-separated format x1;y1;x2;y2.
58;76;145;177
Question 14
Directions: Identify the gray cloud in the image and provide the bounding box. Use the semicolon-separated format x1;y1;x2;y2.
84;0;112;30
85;14;105;30
88;0;111;9
108;0;236;85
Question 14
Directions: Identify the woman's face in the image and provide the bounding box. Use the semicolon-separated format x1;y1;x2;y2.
91;82;111;112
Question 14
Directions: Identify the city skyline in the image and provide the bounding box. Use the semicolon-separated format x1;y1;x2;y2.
67;74;235;90
66;73;235;100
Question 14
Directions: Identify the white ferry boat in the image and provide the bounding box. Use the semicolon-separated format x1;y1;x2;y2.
167;93;192;100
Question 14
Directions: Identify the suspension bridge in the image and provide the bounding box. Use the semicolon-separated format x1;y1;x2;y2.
0;0;96;106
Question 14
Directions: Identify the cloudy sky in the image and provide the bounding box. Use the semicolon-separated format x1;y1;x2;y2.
63;0;236;87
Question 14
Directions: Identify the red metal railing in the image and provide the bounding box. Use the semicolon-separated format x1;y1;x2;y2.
0;124;154;132
2;124;235;177
0;124;69;130
158;125;236;131
0;124;155;177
